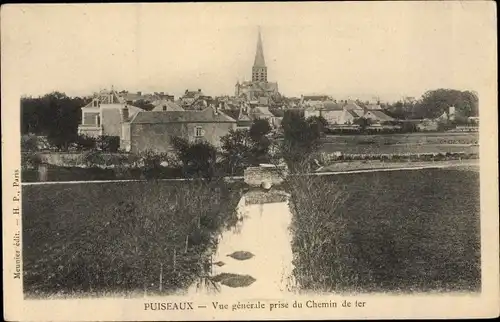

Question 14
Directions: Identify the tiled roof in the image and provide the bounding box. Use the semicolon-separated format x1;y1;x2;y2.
366;110;394;121
322;102;344;110
130;107;236;124
222;109;240;120
343;102;363;110
366;104;383;110
151;100;184;111
302;95;331;101
346;110;359;118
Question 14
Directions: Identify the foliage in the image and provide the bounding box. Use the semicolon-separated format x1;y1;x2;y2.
353;117;372;130
220;129;253;176
138;150;169;180
287;169;480;293
96;135;120;152
21;134;39;152
280;111;323;173
306;115;328;137
22;92;90;149
132;99;155;111
75;134;97;151
415;89;479;119
22;180;244;296
171;137;218;180
21;152;42;169
220;119;274;175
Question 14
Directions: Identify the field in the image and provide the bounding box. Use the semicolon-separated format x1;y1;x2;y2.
320;132;479;154
287;168;481;293
22;180;244;297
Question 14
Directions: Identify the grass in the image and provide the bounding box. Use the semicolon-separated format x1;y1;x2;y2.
286;168;480;293
22;179;244;297
320;132;479;154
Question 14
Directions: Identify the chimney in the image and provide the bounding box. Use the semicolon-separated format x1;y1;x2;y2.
121;105;129;123
137;91;142;96
198;89;201;92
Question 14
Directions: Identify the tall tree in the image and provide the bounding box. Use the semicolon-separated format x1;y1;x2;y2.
280;111;323;173
414;89;479;119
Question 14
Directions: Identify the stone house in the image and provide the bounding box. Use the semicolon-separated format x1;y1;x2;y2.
78;90;143;138
120;106;237;153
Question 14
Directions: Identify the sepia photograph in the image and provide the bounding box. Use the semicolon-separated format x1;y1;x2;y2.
2;1;498;321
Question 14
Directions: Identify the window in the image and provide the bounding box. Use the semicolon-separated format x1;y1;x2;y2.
195;126;203;137
163;105;167;111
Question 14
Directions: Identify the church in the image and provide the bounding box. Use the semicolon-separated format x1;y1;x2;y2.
234;28;280;106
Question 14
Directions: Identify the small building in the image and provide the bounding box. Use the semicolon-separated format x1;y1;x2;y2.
121;106;237;153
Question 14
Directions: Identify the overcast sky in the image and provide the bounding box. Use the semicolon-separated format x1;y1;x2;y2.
1;2;496;101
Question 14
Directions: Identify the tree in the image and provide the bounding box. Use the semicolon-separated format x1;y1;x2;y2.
22;92;90;149
280;110;323;173
353;117;372;131
249;118;272;141
220;129;253;176
248;119;272;164
171;137;218;180
132;99;155;111
413;89;479;119
306;115;328;137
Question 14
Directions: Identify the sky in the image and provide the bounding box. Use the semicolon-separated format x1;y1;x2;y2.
1;2;496;102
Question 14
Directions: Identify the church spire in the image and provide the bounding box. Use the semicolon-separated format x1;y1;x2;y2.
253;26;266;68
252;26;268;82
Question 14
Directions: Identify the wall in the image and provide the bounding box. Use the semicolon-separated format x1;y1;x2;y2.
244;165;287;187
101;107;122;137
130;122;236;153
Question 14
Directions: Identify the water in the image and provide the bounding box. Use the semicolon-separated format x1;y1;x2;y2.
187;189;297;297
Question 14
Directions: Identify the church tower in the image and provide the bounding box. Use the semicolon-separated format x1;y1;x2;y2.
252;27;267;83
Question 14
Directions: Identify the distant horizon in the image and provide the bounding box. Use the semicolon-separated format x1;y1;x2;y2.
5;2;494;104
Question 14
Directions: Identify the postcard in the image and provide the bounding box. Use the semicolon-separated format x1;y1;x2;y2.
2;2;499;321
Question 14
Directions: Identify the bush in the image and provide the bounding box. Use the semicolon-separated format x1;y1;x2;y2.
21;135;39;152
75;134;97;151
21;152;42;169
171;137;218;180
96;136;120;152
83;150;105;167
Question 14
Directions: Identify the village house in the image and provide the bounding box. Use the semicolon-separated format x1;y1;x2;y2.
120;105;237;153
77;89;144;138
180;89;213;110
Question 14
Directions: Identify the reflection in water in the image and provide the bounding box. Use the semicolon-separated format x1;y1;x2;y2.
187;188;297;296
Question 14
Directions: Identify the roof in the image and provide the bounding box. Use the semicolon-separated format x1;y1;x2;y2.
82;101;143;114
322;101;344;110
151;100;184;112
302;95;331;101
343;102;363;110
366;110;394;121
130;107;236;124
250;106;274;118
366;104;383;110
346;110;359;118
